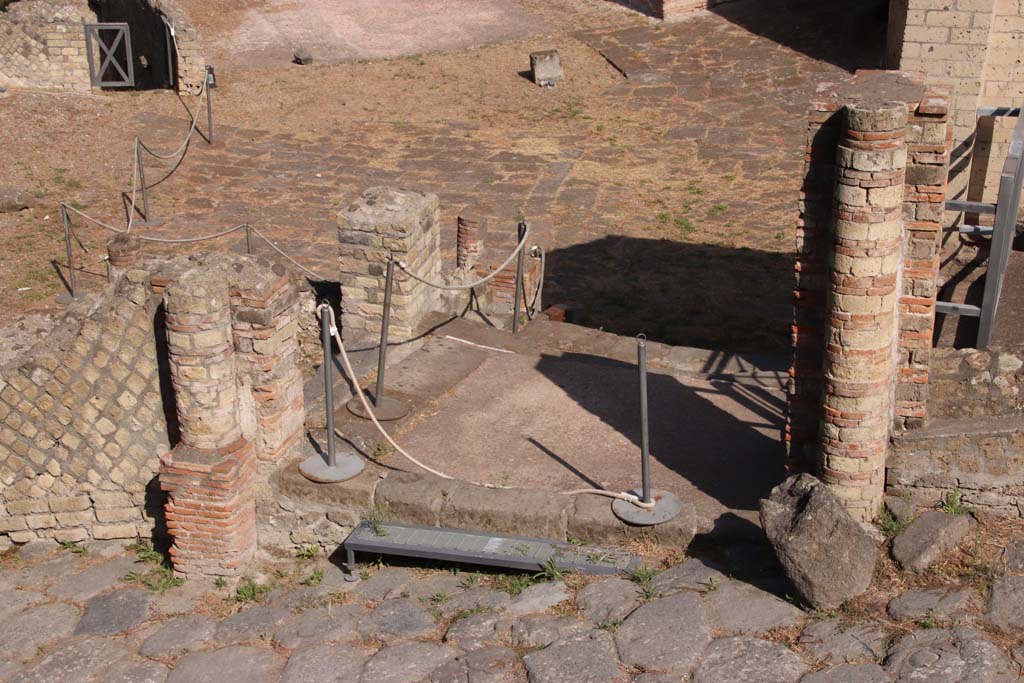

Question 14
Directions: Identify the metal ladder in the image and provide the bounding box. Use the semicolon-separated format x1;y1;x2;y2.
936;106;1024;348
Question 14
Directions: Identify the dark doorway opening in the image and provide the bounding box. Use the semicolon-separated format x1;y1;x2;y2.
88;0;175;90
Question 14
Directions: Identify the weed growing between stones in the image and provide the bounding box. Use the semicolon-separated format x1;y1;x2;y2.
214;577;227;589
628;564;658;600
300;568;324;586
533;558;566;582
58;540;87;556
941;489;973;516
878;509;910;539
495;573;535;597
127;541;164;565
123;540;184;592
296;545;319;560
429;592;448;605
232;577;272;603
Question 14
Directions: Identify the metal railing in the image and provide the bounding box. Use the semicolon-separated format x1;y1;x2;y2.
937;106;1024;348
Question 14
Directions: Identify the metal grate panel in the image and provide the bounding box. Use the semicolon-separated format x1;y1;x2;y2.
343;521;640;575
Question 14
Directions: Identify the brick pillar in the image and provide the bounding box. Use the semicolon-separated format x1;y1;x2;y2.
895;89;951;428
819;102;908;523
228;263;305;462
158;272;256;576
107;235;143;276
456;216;481;270
338;187;442;343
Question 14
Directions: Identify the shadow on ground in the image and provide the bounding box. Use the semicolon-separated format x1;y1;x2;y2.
542;236;793;355
713;0;889;72
535;352;786;514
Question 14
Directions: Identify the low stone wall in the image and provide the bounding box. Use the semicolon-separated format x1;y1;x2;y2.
927;345;1024;419
0;0;94;92
889;414;1024;517
262;463;702;559
612;0;738;21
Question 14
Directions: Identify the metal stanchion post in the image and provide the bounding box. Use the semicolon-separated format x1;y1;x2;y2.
205;66;214;145
136;140;150;222
245;225;254;255
105;257;113;283
512;221;526;335
62;205;77;298
299;301;366;483
612;334;682;525
347;256;409;421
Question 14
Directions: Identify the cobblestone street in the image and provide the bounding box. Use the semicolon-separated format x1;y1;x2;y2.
1;529;1022;683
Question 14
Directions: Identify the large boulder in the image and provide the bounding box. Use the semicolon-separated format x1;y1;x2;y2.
759;474;877;610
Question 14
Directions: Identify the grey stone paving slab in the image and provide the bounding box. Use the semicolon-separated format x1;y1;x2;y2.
704;580;804;635
439;587;511;617
0;601;81;661
353;568;415;602
139;615;219;658
800;663;893;682
445;611;512;651
360;641;456;683
506;581;571;616
522;630;621;683
650;558;727;597
576;577;642;625
798;619;887;665
106;658;170;683
167;645;284;683
0;588;46;620
693;636;808;683
272;604;365;649
615;592;709;672
511;614;589;649
404;572;465;601
884;627;1016;682
281;643;367;683
18;636;134;683
214;605;292;645
0;661;23;683
266;585;336;610
1004;541;1024;574
149;578;217;616
891;512;975;574
887;588;979;623
428;646;524;683
356;597;438;642
48;556;139;601
984;576;1024;633
74;587;151;636
18;540;58;562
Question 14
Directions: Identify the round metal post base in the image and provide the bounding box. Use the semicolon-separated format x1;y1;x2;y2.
346;393;409;421
611;489;682;526
298;431;365;483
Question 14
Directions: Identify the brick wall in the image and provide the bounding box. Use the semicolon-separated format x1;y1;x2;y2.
894;0;1024;207
0;254;305;555
0;0;95;92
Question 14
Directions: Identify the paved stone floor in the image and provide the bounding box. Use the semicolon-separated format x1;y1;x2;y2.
1;536;1022;683
78;0;888;355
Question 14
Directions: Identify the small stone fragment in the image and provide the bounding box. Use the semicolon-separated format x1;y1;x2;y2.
506;581;570;616
760;474;876;610
293;48;313;65
891;511;975;573
0;187;30;213
530;50;563;88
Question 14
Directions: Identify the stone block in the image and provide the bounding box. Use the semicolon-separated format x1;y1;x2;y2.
530;50;563;87
440;482;571;539
892;510;975;572
93;523;138;540
49;495;91;513
376;471;453;526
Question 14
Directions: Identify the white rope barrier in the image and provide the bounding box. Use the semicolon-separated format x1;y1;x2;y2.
397;224;530;291
318;303;654;509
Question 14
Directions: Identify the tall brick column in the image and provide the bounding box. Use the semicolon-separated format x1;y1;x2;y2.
338;187;442;343
158;272;257;576
819;102;908;522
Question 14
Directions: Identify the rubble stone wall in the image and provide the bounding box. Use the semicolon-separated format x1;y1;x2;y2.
927;345;1024;418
